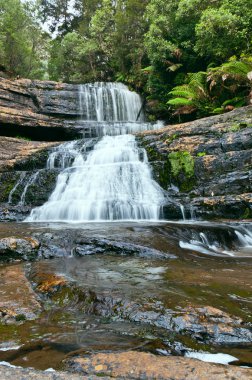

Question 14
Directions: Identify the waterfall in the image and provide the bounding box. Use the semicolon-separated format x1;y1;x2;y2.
19;171;41;206
26;82;165;223
8;172;26;204
79;82;144;122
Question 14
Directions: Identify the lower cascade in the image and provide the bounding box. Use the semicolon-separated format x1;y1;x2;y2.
27;134;165;222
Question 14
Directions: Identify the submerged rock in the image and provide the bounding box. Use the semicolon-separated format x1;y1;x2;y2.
0;264;41;323
74;238;176;259
29;265;252;346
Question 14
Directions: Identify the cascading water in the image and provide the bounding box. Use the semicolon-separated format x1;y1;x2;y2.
79;82;144;122
27;83;165;222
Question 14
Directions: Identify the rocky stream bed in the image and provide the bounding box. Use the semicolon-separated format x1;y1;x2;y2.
0;222;252;379
0;78;251;378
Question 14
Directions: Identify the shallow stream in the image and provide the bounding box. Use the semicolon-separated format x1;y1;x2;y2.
0;221;251;370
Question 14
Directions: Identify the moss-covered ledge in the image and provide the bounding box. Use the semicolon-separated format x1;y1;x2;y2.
137;106;252;220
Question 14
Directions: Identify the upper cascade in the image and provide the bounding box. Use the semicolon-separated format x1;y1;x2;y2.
25;82;166;223
79;82;144;122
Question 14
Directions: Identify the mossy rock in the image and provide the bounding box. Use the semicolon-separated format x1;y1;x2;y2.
0;172;20;202
168;151;195;178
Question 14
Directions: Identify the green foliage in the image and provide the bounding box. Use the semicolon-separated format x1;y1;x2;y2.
195;0;252;61
0;0;251;121
168;151;195;178
47;0;149;85
0;0;49;78
48;32;102;82
168;56;252;117
167;72;212;117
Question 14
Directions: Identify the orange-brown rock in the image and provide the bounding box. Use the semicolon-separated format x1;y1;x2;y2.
0;137;59;172
67;351;252;379
0;264;41;322
36;273;68;293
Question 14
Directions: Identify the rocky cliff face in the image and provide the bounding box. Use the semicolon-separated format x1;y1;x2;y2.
0;77;90;140
138;106;252;219
0;137;60;220
0;77;251;220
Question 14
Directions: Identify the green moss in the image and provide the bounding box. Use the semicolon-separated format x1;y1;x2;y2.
164;134;178;145
240;207;251;219
144;145;160;161
229;123;241;132
0;173;19;202
228;122;252;132
168;151;195;178
197;152;206;157
15;314;26;321
180;178;196;192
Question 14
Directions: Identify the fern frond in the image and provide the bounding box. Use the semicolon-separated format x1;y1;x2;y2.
168;89;194;98
167;98;193;106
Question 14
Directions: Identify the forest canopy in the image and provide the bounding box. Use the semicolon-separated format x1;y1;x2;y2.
0;0;251;121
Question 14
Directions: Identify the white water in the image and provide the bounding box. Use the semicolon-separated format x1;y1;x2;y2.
8;172;26;204
19;171;40;206
185;352;238;365
27;135;165;222
179;225;252;257
27;83;166;222
79;82;144;122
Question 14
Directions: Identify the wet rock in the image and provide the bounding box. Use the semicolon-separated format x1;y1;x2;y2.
0;204;32;222
170;306;252;344
110;302;252;345
74;238;177;259
35;273;68;294
38;245;67;259
0;137;59;173
66;351;252;379
74;245;106;256
30;262;252;346
0;365;103;380
190;193;252;220
138;106;252;220
0;264;41;323
0;237;40;262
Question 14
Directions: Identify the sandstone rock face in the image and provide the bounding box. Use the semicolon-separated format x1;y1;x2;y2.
138;106;252;219
0;137;58;172
67;351;252;379
0;77;83;140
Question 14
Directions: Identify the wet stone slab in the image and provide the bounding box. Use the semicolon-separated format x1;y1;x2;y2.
0;264;41;323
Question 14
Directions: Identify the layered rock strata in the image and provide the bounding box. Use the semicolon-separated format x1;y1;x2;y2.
138;106;252;219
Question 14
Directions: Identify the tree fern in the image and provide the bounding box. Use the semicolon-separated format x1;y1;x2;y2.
167;71;211;116
207;56;252;86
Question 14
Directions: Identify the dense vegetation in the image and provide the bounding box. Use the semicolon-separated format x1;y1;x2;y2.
0;0;251;121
